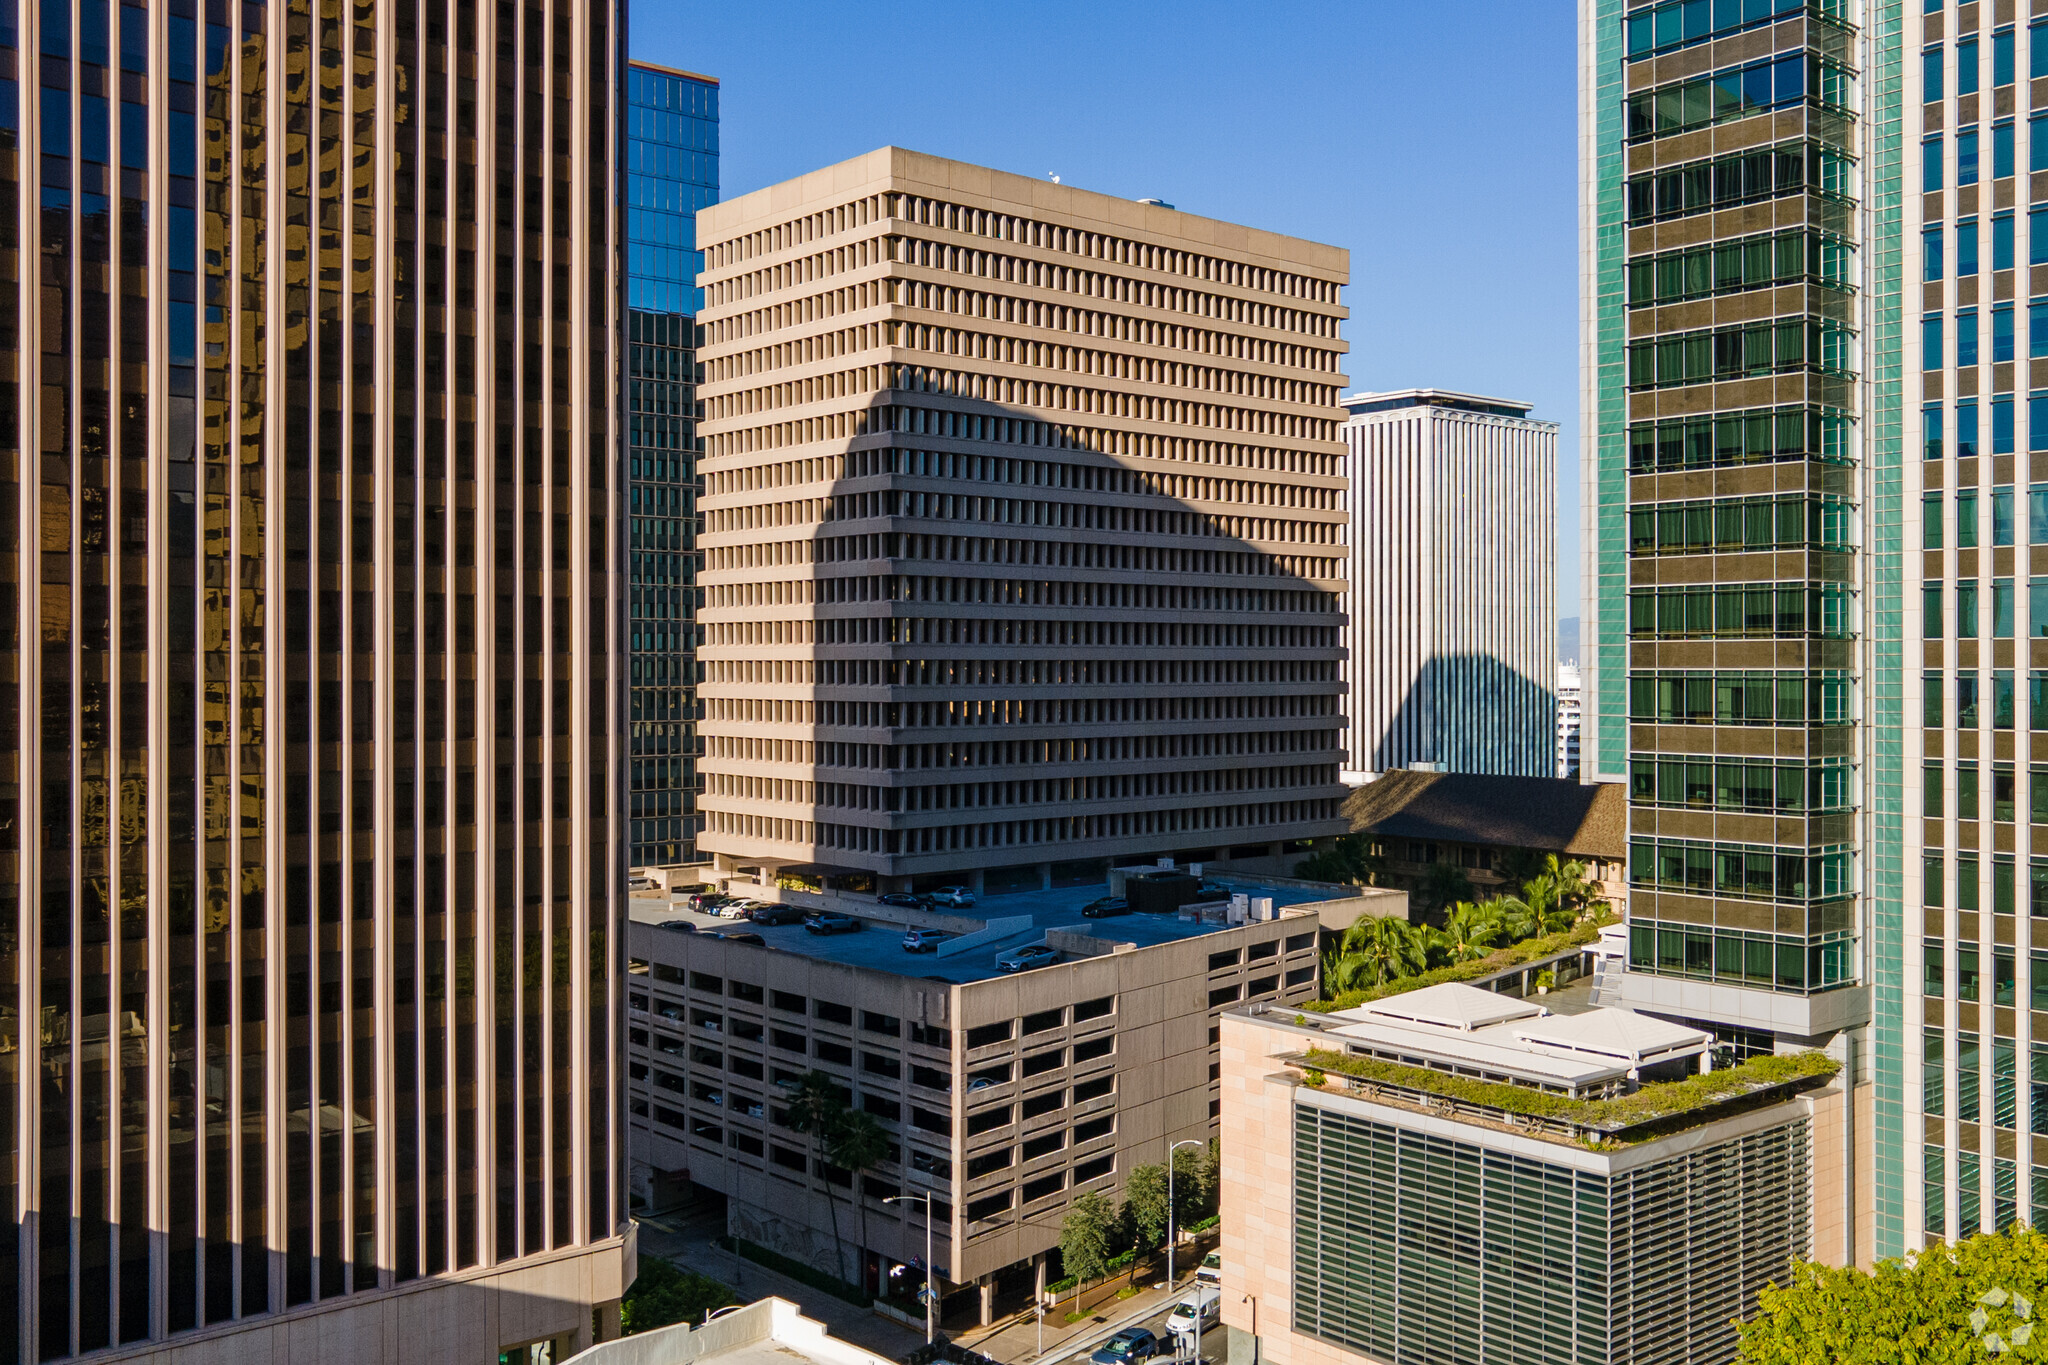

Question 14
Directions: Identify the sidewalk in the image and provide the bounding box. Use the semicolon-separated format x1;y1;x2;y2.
954;1265;1202;1365
633;1211;927;1361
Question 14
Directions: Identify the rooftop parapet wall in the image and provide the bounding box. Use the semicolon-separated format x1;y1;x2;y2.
696;146;1352;285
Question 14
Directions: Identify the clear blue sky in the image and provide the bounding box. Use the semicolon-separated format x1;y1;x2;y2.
633;1;1581;620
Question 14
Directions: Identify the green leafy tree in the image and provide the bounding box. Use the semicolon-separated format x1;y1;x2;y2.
787;1070;853;1283
1124;1163;1170;1281
1058;1191;1118;1305
1167;1142;1211;1228
1738;1225;2048;1362
1324;915;1426;993
1436;901;1505;963
1416;861;1474;917
619;1256;737;1334
826;1107;892;1290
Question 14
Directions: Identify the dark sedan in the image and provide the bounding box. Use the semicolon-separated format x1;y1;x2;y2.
744;903;805;926
1079;897;1130;918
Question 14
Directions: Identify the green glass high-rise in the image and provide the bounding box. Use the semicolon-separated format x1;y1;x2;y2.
624;60;716;871
1581;0;1920;1261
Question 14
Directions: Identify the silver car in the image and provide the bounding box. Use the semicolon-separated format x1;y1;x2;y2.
995;944;1058;973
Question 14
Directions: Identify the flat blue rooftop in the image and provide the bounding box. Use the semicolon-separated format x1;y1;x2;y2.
625;878;1342;983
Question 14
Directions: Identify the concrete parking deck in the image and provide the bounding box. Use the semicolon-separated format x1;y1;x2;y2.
627;880;1343;984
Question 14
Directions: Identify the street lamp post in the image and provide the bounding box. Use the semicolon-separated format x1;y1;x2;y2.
884;1193;937;1346
1165;1139;1204;1294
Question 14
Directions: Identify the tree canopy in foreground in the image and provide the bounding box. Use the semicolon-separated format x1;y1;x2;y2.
1738;1226;2048;1362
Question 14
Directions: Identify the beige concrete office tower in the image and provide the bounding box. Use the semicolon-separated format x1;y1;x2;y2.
1338;390;1558;780
692;149;1352;894
0;4;631;1363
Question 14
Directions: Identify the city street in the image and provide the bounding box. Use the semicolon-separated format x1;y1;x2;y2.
635;1206;1216;1365
958;1275;1215;1365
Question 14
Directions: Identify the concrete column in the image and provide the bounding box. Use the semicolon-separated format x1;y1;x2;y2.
1034;1252;1048;1302
970;868;986;897
1037;862;1053;891
596;1301;623;1343
979;1276;995;1325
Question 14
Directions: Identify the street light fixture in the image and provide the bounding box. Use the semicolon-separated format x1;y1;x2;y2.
884;1192;937;1346
1165;1138;1205;1294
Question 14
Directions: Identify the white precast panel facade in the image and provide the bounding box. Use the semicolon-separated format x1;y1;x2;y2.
1340;391;1559;780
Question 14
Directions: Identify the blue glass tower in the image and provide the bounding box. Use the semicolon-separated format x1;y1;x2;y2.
625;61;718;868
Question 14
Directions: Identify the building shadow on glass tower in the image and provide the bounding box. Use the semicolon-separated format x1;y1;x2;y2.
1368;651;1558;778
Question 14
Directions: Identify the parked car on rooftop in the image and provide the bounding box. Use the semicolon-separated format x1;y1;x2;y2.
902;928;956;953
996;944;1058;973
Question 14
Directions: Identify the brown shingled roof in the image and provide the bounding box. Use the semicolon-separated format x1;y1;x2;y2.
1342;772;1626;860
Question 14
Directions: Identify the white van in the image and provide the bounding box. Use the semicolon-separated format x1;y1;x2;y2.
1164;1286;1221;1337
1196;1250;1221;1286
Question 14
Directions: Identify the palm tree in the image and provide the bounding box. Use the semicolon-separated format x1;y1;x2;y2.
1437;901;1504;963
825;1107;892;1291
1516;855;1600;933
1416;861;1474;919
787;1070;851;1283
1485;893;1540;943
1325;915;1425;992
1543;855;1603;917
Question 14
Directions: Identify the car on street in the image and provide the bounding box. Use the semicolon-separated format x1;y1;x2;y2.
686;892;731;913
995;944;1059;973
1091;1328;1160;1365
929;885;976;908
1080;897;1130;918
1196;1250;1221;1286
627;875;657;892
804;912;863;935
717;900;760;919
744;903;805;926
877;892;933;911
902;928;956;953
1165;1287;1221;1337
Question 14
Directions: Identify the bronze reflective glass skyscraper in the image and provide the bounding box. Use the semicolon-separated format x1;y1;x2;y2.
0;2;630;1361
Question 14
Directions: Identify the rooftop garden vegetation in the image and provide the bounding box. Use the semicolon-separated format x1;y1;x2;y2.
1292;1046;1839;1143
1313;852;1609;1006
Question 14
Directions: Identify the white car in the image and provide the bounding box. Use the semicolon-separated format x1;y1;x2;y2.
995;944;1058;973
1196;1250;1221;1287
1164;1287;1220;1338
930;885;976;908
